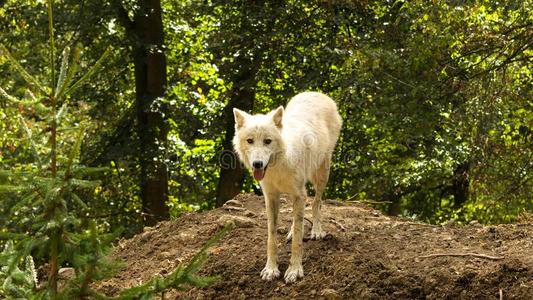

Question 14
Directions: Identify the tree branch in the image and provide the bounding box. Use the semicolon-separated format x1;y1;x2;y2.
418;252;504;260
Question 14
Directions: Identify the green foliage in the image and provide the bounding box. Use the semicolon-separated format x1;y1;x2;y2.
1;3;232;298
157;0;532;224
0;242;38;299
0;1;116;298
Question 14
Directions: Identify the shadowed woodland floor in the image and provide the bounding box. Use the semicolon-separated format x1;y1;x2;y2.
97;194;533;299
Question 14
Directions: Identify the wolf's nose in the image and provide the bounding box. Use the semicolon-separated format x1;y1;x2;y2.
252;161;263;169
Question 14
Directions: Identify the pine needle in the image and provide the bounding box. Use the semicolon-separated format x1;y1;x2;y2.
18;115;43;166
55;46;80;100
47;0;56;96
54;46;71;98
0;86;20;103
64;47;112;96
0;44;48;95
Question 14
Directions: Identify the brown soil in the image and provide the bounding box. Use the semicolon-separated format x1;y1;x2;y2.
97;194;533;299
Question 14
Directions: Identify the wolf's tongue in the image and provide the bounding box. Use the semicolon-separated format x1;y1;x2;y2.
253;169;265;181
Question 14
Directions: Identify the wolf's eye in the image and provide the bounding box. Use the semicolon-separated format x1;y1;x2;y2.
264;139;272;145
246;139;254;144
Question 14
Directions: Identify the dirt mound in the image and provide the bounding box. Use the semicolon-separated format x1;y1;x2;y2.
97;194;533;299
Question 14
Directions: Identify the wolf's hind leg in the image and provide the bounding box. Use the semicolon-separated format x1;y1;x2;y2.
310;159;330;239
285;190;306;242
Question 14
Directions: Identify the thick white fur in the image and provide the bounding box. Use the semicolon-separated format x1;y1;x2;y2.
233;92;342;283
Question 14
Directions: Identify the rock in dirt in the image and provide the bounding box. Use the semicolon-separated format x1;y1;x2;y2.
218;214;257;228
321;288;339;300
277;227;288;234
244;210;256;217
58;267;75;280
224;199;244;207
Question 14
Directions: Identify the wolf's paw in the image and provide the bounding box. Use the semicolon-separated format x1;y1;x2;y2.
260;265;280;281
284;264;304;283
310;225;326;240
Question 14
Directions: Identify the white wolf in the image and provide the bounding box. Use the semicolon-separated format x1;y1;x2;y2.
233;91;342;283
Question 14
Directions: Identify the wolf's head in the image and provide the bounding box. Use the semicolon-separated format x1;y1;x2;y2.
232;106;284;181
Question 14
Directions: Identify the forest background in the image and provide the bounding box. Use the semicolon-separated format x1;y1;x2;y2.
1;0;531;246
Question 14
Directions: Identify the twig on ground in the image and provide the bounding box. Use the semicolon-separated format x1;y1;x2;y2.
403;221;437;227
223;199;243;207
326;197;392;205
345;194;358;202
222;206;246;212
418;252;504;260
329;218;346;231
325;199;348;206
350;199;392;204
346;194;392;204
499;289;503;300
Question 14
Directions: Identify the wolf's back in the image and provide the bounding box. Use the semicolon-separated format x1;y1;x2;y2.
281;92;342;178
284;92;342;150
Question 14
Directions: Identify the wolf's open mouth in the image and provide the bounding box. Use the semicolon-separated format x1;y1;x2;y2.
253;165;268;181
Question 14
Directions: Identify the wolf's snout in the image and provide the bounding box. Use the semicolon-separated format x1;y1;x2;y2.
252;161;266;181
252;161;264;169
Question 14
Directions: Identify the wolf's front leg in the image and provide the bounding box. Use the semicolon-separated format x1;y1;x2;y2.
284;193;305;283
261;191;280;280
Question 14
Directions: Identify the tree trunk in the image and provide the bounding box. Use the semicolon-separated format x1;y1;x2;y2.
215;85;254;207
452;161;470;208
133;0;169;225
387;195;402;216
215;55;256;207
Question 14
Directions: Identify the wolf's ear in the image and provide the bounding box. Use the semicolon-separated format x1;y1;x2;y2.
271;106;284;129
233;108;250;130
